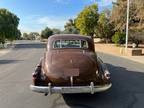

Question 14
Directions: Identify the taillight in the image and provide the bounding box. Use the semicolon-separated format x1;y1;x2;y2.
104;70;110;80
32;73;37;78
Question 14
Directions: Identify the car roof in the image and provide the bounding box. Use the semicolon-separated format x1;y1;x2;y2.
47;34;95;51
48;34;92;41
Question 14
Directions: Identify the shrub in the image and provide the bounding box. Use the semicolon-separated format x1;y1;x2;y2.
129;36;142;48
112;32;126;45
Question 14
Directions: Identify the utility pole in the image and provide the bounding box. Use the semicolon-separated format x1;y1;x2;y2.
125;0;130;51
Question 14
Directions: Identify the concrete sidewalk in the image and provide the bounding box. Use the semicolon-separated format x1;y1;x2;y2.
95;44;144;64
0;44;15;57
0;49;11;57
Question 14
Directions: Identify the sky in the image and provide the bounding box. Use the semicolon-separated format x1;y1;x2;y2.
0;0;116;33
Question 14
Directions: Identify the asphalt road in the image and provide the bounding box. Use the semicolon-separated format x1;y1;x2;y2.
0;41;144;108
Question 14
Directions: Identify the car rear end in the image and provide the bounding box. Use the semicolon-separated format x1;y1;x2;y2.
30;35;112;95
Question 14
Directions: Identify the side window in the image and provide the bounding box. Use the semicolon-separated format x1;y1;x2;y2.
81;40;88;48
54;40;61;48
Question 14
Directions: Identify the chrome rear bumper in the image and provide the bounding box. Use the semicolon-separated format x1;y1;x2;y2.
30;82;112;95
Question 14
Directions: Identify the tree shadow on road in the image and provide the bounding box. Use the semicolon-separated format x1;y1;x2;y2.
14;43;46;49
62;63;144;108
0;60;23;64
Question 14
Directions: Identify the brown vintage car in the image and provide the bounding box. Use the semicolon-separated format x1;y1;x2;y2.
30;34;112;95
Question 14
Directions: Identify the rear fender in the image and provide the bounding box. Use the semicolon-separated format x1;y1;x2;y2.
97;57;110;80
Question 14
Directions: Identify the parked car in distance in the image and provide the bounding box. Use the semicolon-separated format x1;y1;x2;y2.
30;34;112;95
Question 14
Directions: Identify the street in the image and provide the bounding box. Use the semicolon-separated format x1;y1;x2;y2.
0;41;144;108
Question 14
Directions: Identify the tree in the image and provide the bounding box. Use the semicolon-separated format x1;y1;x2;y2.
0;8;20;45
111;0;144;45
52;28;61;34
41;27;53;39
23;33;29;40
22;32;39;40
75;4;99;37
96;12;115;43
111;0;144;32
29;32;40;40
15;29;21;40
112;32;126;45
63;19;79;34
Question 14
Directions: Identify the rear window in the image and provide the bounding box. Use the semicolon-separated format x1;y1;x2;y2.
53;40;88;49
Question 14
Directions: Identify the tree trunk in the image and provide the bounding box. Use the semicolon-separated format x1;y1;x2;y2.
2;43;5;48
